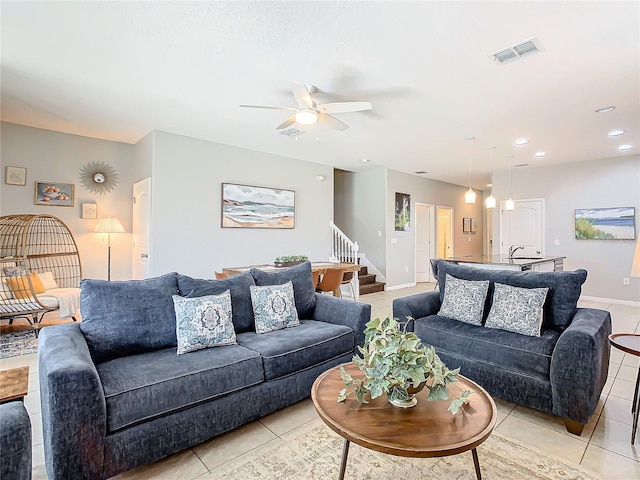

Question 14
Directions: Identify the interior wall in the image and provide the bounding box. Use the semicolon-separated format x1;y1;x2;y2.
490;154;640;302
0;122;136;281
334;167;387;275
386;169;484;287
149;131;334;278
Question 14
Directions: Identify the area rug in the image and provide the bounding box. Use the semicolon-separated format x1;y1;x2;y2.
214;420;605;480
0;330;38;359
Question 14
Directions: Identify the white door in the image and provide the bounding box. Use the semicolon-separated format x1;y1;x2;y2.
132;177;151;280
415;204;434;282
437;207;454;260
499;199;545;256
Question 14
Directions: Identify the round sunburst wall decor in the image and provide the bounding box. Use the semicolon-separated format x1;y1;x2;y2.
79;161;119;195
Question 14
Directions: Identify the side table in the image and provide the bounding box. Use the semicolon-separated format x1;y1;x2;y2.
608;333;640;444
0;366;30;404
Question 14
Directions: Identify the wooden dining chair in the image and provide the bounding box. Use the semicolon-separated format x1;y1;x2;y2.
311;270;321;289
316;268;344;297
215;271;229;280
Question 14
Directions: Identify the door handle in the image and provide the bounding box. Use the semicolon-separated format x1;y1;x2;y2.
140;253;149;258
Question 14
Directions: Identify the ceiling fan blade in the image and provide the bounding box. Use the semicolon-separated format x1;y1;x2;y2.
291;84;315;109
239;104;296;111
319;113;349;131
317;101;373;114
276;115;297;129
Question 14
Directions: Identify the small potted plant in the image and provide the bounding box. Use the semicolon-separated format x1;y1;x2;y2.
338;317;472;413
274;255;309;267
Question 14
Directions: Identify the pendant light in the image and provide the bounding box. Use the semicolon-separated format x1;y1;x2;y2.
464;156;476;204
505;154;515;211
485;146;496;209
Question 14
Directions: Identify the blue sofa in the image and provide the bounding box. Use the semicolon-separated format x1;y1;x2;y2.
0;401;32;480
393;260;611;435
38;262;370;479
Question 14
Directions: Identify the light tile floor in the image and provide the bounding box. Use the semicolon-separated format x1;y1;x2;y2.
1;284;639;479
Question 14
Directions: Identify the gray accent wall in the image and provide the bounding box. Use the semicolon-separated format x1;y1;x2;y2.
0;122;136;281
148;131;334;278
489;154;640;302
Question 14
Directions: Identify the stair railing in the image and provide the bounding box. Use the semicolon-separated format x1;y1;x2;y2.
329;221;360;300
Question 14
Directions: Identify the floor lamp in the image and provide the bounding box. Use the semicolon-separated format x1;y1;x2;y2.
95;217;125;281
632;238;640;279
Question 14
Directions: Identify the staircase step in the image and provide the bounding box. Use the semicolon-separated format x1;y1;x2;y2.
359;266;368;276
360;282;385;295
359;273;376;285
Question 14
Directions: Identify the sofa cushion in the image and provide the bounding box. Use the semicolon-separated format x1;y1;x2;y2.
236;320;354;380
414;314;560;379
80;273;179;364
177;272;256;333
436;260;586;330
438;274;489;326
250;281;300;334
485;283;549;337
97;344;263;432
173;292;237;355
251;261;316;319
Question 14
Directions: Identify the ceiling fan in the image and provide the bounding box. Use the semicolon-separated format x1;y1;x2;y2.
240;83;372;131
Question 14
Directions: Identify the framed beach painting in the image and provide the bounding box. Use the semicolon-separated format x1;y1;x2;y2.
221;183;295;229
575;207;635;240
34;181;75;207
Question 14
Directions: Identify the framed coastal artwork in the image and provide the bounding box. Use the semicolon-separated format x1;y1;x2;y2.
221;183;295;229
574;207;635;240
395;192;411;231
34;181;75;207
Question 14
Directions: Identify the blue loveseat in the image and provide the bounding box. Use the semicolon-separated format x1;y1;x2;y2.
393;260;611;435
38;262;370;479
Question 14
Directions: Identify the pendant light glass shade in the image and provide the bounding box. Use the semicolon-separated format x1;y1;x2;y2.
486;146;496;209
505;197;515;210
465;188;476;203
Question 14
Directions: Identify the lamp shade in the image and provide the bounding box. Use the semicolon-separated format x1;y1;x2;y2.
95;217;125;234
464;188;476;204
485;193;496;209
505;197;515;211
631;238;640;277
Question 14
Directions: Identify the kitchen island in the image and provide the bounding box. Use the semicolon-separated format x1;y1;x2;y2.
446;255;565;272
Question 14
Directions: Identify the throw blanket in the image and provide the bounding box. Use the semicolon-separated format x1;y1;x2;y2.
37;288;80;318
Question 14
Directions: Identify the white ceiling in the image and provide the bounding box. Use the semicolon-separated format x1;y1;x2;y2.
1;1;638;189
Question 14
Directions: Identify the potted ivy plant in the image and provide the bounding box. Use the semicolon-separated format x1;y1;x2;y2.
338;317;472;413
274;255;309;267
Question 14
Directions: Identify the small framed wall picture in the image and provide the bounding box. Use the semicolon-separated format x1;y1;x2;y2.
34;181;75;207
471;218;478;233
463;217;471;233
5;166;26;186
81;203;97;219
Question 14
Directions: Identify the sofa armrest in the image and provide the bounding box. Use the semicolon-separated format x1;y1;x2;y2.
0;402;31;480
392;291;441;329
550;308;611;424
39;323;107;480
313;293;371;350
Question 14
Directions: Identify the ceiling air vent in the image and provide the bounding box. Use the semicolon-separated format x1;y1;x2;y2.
489;37;544;65
280;128;306;137
414;171;427;174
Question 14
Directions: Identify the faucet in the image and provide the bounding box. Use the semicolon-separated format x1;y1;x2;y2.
509;245;525;258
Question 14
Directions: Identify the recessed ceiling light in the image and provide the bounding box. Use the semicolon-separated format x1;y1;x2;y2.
534;152;546;158
466;136;476;140
609;130;624;137
595;106;615;113
361;158;370;163
486;183;494;187
515;139;528;146
618;144;632;151
315;175;325;181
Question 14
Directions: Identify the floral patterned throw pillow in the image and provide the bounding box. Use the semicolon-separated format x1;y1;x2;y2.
172;290;237;355
438;274;489;325
250;281;300;334
485;283;549;337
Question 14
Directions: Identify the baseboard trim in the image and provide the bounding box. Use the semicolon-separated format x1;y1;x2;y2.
386;282;416;291
580;295;640;307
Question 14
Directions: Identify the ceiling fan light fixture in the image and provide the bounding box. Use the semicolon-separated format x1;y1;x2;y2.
295;110;318;125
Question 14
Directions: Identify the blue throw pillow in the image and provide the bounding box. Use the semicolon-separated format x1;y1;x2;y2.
250;261;316;319
80;273;179;364
250;281;300;334
173;291;237;354
436;260;586;330
177;272;256;333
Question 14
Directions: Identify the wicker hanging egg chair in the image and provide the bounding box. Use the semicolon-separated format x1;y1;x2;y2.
0;214;82;333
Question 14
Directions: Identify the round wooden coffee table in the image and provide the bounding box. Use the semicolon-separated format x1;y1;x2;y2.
608;333;640;444
311;362;497;480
